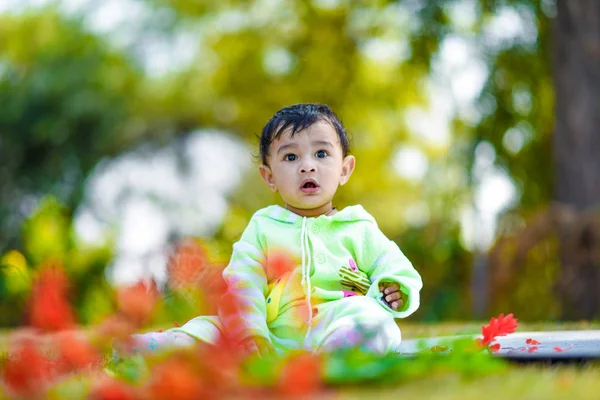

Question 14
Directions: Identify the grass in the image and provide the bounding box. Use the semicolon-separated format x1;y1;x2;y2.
2;321;600;399
335;320;600;400
338;365;600;400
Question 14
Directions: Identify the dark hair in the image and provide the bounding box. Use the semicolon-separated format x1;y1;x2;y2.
259;103;350;165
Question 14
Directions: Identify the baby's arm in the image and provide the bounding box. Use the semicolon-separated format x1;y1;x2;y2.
218;218;273;352
361;224;423;318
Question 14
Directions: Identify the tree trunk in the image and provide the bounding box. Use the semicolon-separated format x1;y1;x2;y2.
553;0;600;319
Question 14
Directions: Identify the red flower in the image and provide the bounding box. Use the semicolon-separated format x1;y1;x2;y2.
89;377;141;400
478;313;518;347
145;357;206;400
526;338;541;345
116;280;159;325
198;343;242;389
54;330;102;373
489;343;501;353
277;352;323;397
28;261;75;332
1;338;55;396
553;346;571;352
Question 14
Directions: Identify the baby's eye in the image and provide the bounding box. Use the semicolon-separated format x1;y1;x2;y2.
315;150;328;159
284;154;298;161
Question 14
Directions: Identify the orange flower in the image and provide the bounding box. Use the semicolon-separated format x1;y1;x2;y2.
145;357;206;400
95;315;137;343
277;352;323;397
198;263;227;315
28;261;75;332
167;239;226;314
1;338;55;396
167;239;208;290
219;286;254;342
526;338;541;345
116;280;159;325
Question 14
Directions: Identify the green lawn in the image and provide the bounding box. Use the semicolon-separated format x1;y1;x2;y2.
337;321;600;400
339;366;600;400
2;321;600;399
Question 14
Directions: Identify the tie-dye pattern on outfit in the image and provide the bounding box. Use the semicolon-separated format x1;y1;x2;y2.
137;205;422;354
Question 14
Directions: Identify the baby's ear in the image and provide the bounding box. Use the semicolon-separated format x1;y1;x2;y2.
339;155;355;186
259;164;277;192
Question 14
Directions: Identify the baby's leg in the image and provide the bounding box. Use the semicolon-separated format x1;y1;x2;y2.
129;330;196;354
307;296;402;354
112;330;195;362
116;316;223;357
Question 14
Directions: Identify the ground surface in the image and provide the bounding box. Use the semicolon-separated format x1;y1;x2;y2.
352;321;600;400
2;321;600;399
399;321;600;360
339;367;600;400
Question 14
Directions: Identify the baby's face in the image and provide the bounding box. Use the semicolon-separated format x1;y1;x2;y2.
259;121;355;217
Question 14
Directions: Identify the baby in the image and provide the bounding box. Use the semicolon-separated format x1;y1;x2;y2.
128;103;423;356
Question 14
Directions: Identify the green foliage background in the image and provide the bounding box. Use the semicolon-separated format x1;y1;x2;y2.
0;0;562;326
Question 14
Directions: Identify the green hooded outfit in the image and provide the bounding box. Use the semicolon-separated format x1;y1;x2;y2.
172;205;423;353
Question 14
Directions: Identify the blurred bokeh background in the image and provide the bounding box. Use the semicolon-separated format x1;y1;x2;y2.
1;0;599;327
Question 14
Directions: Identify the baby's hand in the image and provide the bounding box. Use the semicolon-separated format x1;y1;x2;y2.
379;282;404;311
240;336;275;358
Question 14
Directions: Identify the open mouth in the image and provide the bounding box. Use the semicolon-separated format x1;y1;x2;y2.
300;179;319;193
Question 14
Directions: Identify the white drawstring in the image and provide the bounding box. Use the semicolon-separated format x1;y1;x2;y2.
300;218;306;285
300;217;313;339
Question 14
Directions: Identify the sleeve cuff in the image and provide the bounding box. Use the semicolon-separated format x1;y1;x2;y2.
367;276;420;318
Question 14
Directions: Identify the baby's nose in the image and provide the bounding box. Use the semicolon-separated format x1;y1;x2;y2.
300;165;316;173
